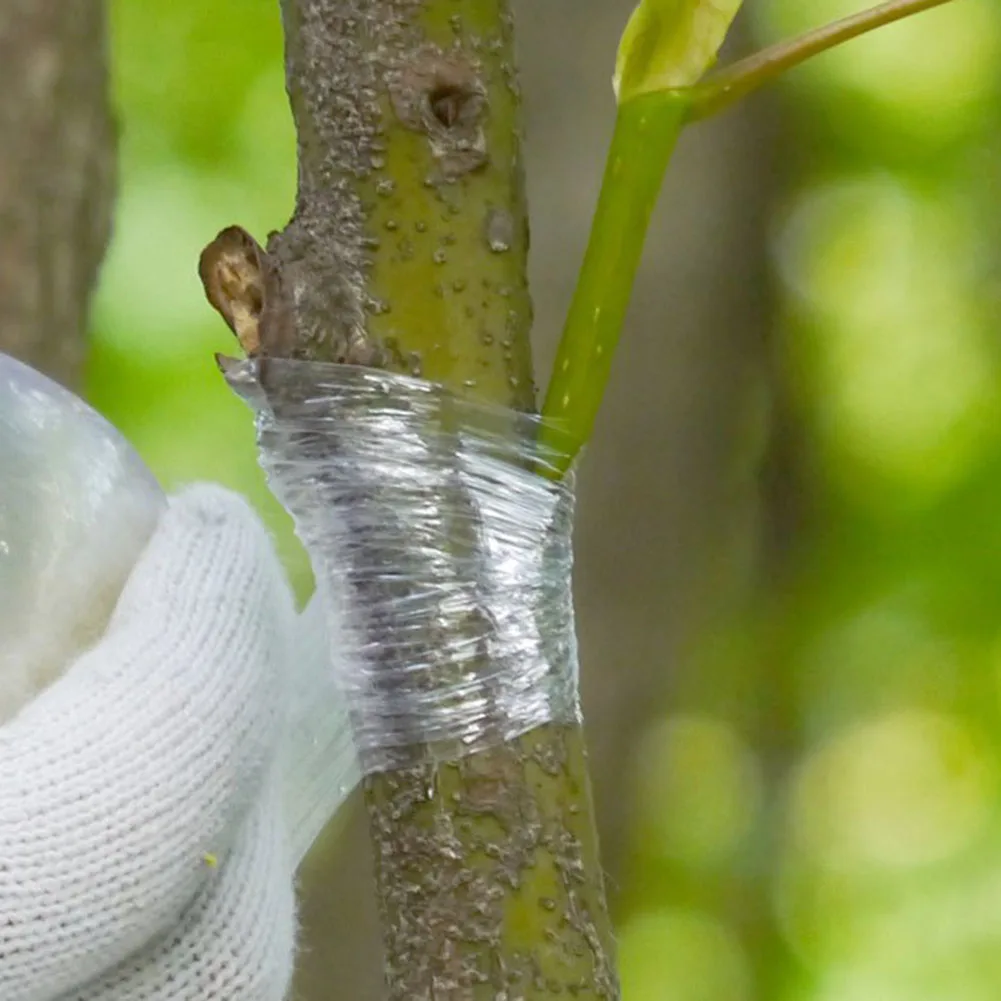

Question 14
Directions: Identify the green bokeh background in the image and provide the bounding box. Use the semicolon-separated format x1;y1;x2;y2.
87;0;311;593
87;1;1001;998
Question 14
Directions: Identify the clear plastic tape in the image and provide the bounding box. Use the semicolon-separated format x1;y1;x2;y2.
0;351;351;865
0;352;165;725
281;590;361;865
229;358;581;774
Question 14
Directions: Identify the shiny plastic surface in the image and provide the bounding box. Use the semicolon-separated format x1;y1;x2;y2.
231;357;582;774
0;353;165;722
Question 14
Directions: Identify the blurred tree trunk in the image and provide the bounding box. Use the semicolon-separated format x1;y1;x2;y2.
0;0;115;389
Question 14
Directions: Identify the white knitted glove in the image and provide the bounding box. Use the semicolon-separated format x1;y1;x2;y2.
0;484;342;1001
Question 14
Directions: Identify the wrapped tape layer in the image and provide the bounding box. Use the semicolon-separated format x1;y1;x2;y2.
231;359;581;774
0;351;355;862
0;353;165;724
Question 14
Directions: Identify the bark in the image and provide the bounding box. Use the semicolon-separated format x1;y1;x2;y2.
0;0;115;389
200;2;618;998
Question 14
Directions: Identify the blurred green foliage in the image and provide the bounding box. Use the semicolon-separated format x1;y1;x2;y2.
87;0;311;596
617;2;1001;1000
89;1;1001;998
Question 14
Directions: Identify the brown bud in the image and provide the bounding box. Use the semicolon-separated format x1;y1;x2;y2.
198;226;268;357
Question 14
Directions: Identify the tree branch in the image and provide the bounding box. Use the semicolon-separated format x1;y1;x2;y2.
200;2;619;997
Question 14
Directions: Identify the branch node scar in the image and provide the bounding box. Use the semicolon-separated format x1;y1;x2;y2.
390;51;489;177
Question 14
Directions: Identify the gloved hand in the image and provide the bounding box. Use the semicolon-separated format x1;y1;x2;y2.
0;485;311;1001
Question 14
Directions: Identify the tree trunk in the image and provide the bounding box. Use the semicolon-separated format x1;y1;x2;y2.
201;1;619;998
0;0;116;389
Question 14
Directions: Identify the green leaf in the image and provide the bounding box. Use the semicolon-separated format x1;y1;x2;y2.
614;0;744;103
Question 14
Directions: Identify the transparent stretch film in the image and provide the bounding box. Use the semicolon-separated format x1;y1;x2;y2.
229;358;582;774
282;591;361;864
0;353;165;723
0;352;355;864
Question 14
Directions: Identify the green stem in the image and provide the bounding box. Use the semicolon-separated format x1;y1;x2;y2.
540;91;688;470
690;0;961;122
539;0;962;475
